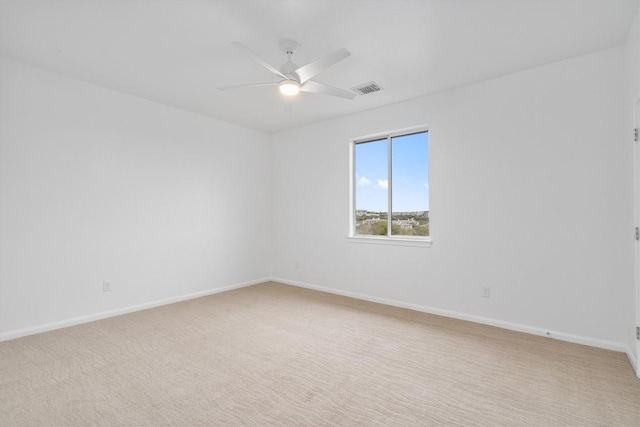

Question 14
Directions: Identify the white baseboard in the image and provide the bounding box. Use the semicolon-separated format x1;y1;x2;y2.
3;276;631;359
0;277;267;342
272;277;627;354
627;348;639;378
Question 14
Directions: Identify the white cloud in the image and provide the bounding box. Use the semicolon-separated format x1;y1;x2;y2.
357;176;372;186
376;179;388;189
424;182;429;188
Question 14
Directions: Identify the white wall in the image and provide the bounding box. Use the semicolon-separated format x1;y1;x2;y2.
627;3;640;365
272;47;633;349
0;58;271;337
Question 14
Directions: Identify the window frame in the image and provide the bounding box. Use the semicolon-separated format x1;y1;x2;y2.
348;125;432;247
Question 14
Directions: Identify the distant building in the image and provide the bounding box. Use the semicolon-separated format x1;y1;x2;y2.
362;217;382;225
392;218;419;229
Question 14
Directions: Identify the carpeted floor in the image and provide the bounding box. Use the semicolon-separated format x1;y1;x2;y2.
1;281;639;426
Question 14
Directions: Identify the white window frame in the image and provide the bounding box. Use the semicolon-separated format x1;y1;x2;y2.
348;125;432;247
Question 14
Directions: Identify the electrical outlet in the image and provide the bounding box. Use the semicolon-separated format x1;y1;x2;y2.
481;287;490;298
103;281;112;292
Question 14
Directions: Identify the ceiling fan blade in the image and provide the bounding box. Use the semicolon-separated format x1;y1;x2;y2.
300;80;356;100
231;42;288;80
294;48;350;84
219;82;278;91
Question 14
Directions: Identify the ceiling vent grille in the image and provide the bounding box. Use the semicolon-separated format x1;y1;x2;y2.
352;81;382;96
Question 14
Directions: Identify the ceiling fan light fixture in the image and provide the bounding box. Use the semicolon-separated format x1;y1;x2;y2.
279;80;300;97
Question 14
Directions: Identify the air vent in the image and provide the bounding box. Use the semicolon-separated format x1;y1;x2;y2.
351;81;382;96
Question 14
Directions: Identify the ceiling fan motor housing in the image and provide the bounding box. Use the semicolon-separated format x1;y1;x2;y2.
280;61;299;81
279;39;301;81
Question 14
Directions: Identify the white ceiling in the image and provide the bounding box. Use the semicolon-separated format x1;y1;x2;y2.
0;0;637;133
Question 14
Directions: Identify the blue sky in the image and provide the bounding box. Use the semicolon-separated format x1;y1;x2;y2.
355;132;429;212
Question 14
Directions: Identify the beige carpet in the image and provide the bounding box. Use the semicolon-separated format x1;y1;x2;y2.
1;282;639;426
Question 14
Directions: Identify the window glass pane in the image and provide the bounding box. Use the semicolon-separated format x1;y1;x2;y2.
354;139;388;235
391;132;429;236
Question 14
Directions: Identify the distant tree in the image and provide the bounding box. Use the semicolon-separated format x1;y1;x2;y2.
391;224;405;235
414;223;429;236
374;221;387;235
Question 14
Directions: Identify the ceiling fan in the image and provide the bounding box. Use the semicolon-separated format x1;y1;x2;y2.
220;39;356;100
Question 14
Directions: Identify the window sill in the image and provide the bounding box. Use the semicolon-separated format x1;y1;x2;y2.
347;235;432;247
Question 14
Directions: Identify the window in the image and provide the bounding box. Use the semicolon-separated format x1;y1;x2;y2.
350;127;430;245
